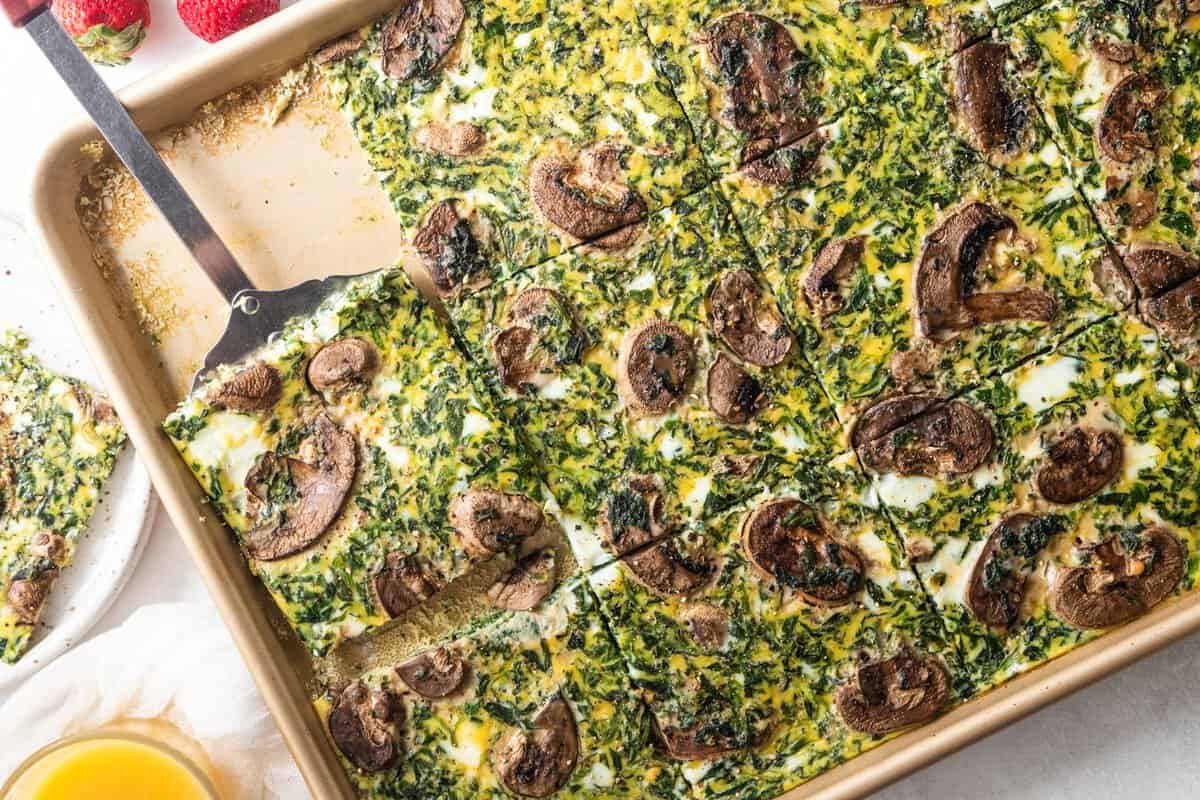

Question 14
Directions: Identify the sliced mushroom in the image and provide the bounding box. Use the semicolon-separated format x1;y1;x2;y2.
708;270;793;367
308;338;379;394
491;694;580;797
28;531;66;563
600;475;672;556
1091;244;1138;308
622;538;714;598
953;40;1017;153
1035;427;1124;504
1124;243;1200;297
414;121;486;157
741;498;864;605
313;32;364;65
487;548;558;611
966;513;1066;628
835;649;950;735
617;321;695;416
1097;74;1166;164
209;362;282;413
1052;526;1185;629
915;203;1057;339
395;647;468;699
529;145;648;249
449;488;544;558
740;134;824;186
889;344;936;386
682;603;730;650
7;569;57;624
412;200;489;297
1141;275;1200;364
493;288;587;391
852;394;994;478
375;553;444;618
805;236;866;318
707;355;766;425
652;717;748;761
381;0;464;81
699;12;816;162
243;413;357;561
1084;3;1147;64
328;681;403;773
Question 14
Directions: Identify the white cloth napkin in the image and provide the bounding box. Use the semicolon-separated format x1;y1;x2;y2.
0;602;309;799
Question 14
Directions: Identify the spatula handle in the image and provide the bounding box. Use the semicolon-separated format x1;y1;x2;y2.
2;0;47;26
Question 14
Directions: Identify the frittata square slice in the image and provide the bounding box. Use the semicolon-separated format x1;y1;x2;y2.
721;78;1117;421
445;187;845;571
585;455;960;800
164;270;560;656
634;0;993;177
857;316;1200;694
317;0;708;292
0;332;127;664
316;576;689;799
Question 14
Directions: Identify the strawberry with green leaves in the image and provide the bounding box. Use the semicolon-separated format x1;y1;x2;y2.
51;0;149;66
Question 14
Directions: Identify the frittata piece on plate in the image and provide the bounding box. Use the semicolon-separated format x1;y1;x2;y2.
316;577;688;799
635;0;993;176
721;77;1117;420
163;269;558;656
0;331;126;664
445;187;845;571
585;455;959;800
856;316;1200;694
317;0;707;288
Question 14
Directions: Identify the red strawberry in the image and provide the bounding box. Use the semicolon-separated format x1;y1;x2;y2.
52;0;149;66
177;0;279;42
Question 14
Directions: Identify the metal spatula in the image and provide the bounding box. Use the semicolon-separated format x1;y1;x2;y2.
5;0;365;389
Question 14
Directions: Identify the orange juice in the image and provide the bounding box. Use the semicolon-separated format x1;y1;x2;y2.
2;733;217;800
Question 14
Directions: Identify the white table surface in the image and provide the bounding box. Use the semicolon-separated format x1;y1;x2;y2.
3;12;1199;799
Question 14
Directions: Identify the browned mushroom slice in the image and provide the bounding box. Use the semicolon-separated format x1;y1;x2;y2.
852;394;993;478
243;413;357;561
449;489;544;558
1091;244;1138;309
1124;243;1200;297
308;338;379;394
529;146;648;248
413;121;485;157
740;134;824;186
741;498;863;605
617;321;695;416
835;649;950;735
1052;526;1185;629
706;355;766;425
652;717;748;761
708;270;793;367
413;200;490;297
888;344;936;387
493;288;587;391
805;236;866;318
600;475;673;556
328;681;403;773
623;539;714;598
1141;275;1200;364
487;548;558;611
209;362;282;412
682;603;730;650
313;32;364;65
916;203;1057;339
953;40;1016;153
491;694;579;798
699;13;816;159
1035;427;1124;504
375;554;444;618
7;569;57;624
395;647;468;699
29;531;67;563
966;513;1066;628
1097;73;1166;164
381;0;464;81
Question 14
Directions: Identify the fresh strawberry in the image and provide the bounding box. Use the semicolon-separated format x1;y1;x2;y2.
176;0;279;42
51;0;149;66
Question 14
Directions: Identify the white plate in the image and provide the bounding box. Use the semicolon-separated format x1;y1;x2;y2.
0;214;157;691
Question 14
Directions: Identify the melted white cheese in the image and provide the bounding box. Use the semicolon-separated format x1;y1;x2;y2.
872;474;938;512
1016;356;1081;412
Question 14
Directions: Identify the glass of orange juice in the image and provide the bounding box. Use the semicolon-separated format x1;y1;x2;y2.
1;730;219;800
